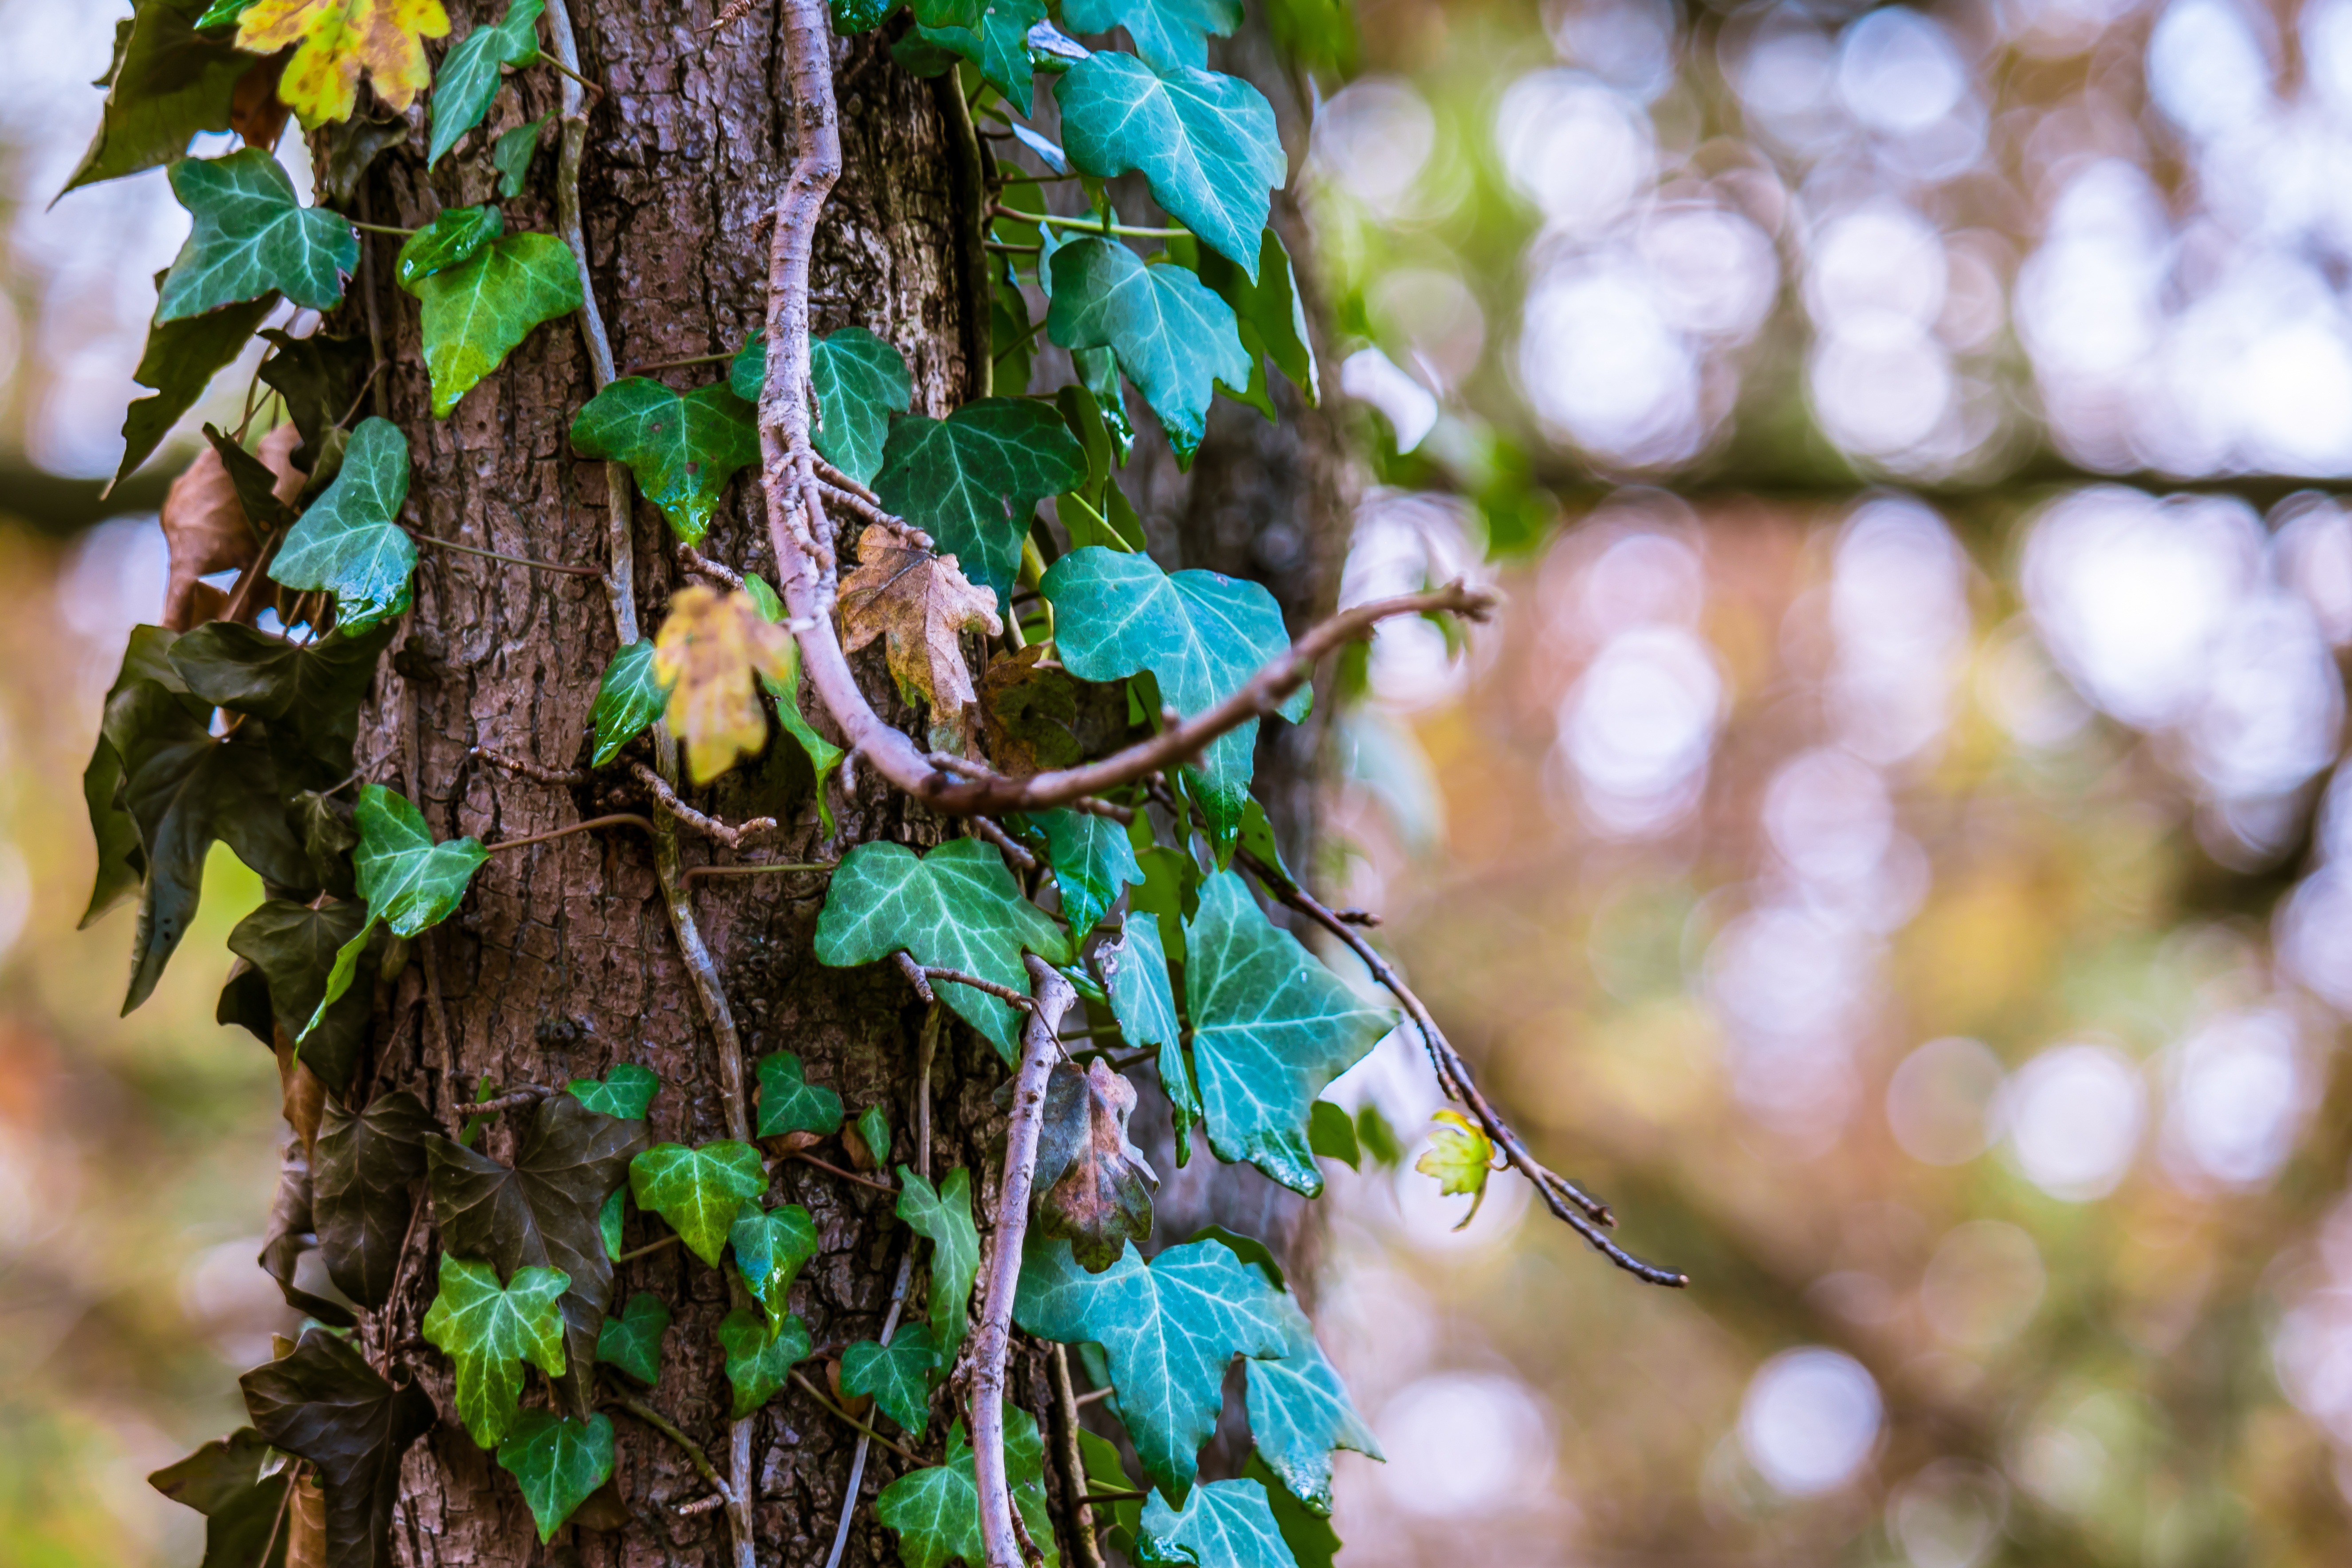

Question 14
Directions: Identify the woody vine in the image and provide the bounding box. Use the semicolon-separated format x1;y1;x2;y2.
71;1;1683;1565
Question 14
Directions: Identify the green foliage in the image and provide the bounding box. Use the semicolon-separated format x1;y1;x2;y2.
492;114;548;196
1306;1100;1358;1169
421;1253;571;1448
873;398;1087;602
874;1410;1060;1568
168;618;390;779
1102;911;1194;1158
1047;236;1251;464
227;897;374;1092
1414;1108;1497;1222
596;1290;670;1385
915;0;1047;112
743;571;846;836
158;149;357;322
1353;1103;1404;1167
1054;53;1284;275
1062;0;1240;69
755;1049;846;1138
568;1063;658;1120
1244;1452;1341;1568
1201;227;1319;404
428;0;544;165
1020;805;1142;939
240;1327;436;1568
80;628;188;930
395;204;504;288
1243;1289;1381;1513
628;1140;767;1267
816;838;1070;1059
268;415;417;631
832;0;903;33
599;1185;625;1259
718;1306;813;1418
568;377;760;543
842;1324;938;1434
314;1089;437;1309
1136;1478;1301;1568
407;231;585;416
1078;1427;1145;1548
589;640;670;766
117;292;277;487
731;1199;818;1336
496;1411;615;1543
257;326;373;473
305;783;487;1037
64;0;252;197
732;327;914;487
147;1426;291;1568
855;1103;892;1167
897;1165;982;1368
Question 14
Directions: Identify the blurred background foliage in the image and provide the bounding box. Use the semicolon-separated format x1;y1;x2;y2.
12;0;2352;1563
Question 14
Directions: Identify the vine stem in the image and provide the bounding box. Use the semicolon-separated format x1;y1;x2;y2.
974;955;1076;1568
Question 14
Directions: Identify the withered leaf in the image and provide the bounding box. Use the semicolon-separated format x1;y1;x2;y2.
161;423;301;632
231;52;291;151
147;1426;291;1568
980;644;1088;773
241;1326;436;1568
259;1128;356;1326
314;1089;437;1310
651;585;795;785
838;537;1001;747
1031;1060;1158;1273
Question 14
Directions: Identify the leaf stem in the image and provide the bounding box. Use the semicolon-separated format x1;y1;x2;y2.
349;220;418;236
602;1380;734;1503
540;52;606;98
613;1233;681;1264
1055;489;1133;552
484;813;657;853
788;1149;900;1193
993;204;1186;239
788;1369;922;1463
679;861;838;884
621;348;739;377
408;530;609;578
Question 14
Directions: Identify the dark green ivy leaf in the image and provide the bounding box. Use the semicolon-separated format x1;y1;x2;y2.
1200;227;1318;404
428;0;545;166
314;1088;437;1309
257;327;373;474
1242;1286;1381;1515
1305;1100;1357;1169
873;398;1087;603
1061;0;1239;69
1048;236;1251;465
1136;1477;1300;1568
240;1326;437;1568
832;0;903;34
916;0;1048;113
717;1306;813;1419
568;377;759;543
897;1165;981;1369
496;1410;615;1544
841;1324;938;1434
169;619;392;781
199;424;298;538
420;1253;570;1448
147;1426;291;1568
63;0;251;197
79;626;199;928
116;292;278;489
875;1410;1060;1568
1078;1427;1145;1549
226;898;375;1094
731;1199;818;1337
628;1140;767;1267
589;640;668;766
315;111;412;206
1020;805;1142;939
567;1063;658;1120
407;232;585;417
396;204;504;289
158;148;357;322
268;416;416;631
730;327;913;488
755;1049;846;1139
595;1290;669;1385
491;114;548;197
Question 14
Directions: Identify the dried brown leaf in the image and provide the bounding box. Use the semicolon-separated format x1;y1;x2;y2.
838;538;1001;747
162;423;303;631
288;1471;328;1568
275;1026;325;1157
652;585;796;784
1031;1060;1158;1273
232;55;292;151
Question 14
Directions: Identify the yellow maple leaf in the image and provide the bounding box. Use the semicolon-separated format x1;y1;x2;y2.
240;0;451;128
1415;1109;1500;1230
653;586;796;786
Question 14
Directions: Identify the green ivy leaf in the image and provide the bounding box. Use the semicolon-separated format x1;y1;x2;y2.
492;114;548;196
873;398;1087;602
1136;1477;1299;1568
268;415;417;631
743;572;846;836
496;1410;615;1544
1201;227;1318;403
63;0;252;197
897;1166;981;1369
1054;53;1285;277
731;1199;818;1337
1305;1100;1358;1169
304;784;487;1038
731;327;914;487
568;377;760;543
1101;911;1195;1159
718;1305;813;1418
567;1063;658;1121
755;1049;846;1138
396;204;504;288
117;292;278;488
314;1089;437;1310
589;641;670;767
316;110;413;206
1019;806;1141;939
1245;1452;1341;1568
240;1327;436;1568
421;1253;571;1448
227;898;375;1095
258;327;373;474
1243;1288;1381;1515
147;1426;292;1568
158;148;356;322
408;231;585;416
1047;237;1250;465
428;0;544;165
1042;546;1308;851
875;1410;1060;1568
842;1324;938;1434
628;1140;767;1267
854;1103;893;1168
1184;871;1395;1195
1013;1234;1288;1503
817;838;1072;1060
1061;0;1239;69
1078;1427;1145;1548
916;0;1047;113
594;1290;670;1386
833;0;904;33
598;1186;625;1259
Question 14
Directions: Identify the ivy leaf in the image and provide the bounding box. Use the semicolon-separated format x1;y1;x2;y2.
1185;871;1396;1196
268;415;416;632
1413;1109;1498;1227
1243;1288;1381;1515
1048;237;1250;465
407;231;585;416
731;1199;818;1337
420;1254;570;1448
896;1165;981;1368
1020;806;1142;939
1078;1427;1145;1548
815;838;1070;1060
157;148;357;322
916;0;1047;113
147;1426;292;1568
851;1103;893;1169
652;586;795;784
168;619;392;781
1245;1452;1341;1568
318;109;413;204
842;1324;938;1434
589;640;670;767
1054;53;1284;276
838;536;1003;749
1305;1100;1358;1169
495;1410;614;1544
236;0;452;127
718;1306;813;1418
741;571;846;835
492;114;547;196
1012;1234;1288;1503
63;0;252;197
314;1088;436;1309
834;0;902;31
117;292;279;490
1135;1478;1298;1568
1200;227;1318;403
755;1049;846;1139
428;0;543;165
875;1411;1060;1568
395;204;503;288
240;1326;436;1568
228;899;376;1098
80;629;193;929
1042;546;1308;851
1061;0;1239;70
1032;1060;1157;1272
304;783;486;1037
258;326;374;473
873;399;1087;602
598;1186;625;1260
595;1290;670;1386
426;1094;647;1413
1101;909;1195;1160
732;327;914;487
569;377;759;543
567;1063;658;1121
628;1140;767;1267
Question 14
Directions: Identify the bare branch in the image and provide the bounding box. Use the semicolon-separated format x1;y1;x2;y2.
680;860;837;885
470;745;590;788
968;815;1038;872
924;967;1035;1009
678;542;746;591
408;530;607;579
790;1368;924;1463
484;813;657;853
1049;1344;1108;1568
630;762;779;849
786;1149;900;1193
894;950;937;1004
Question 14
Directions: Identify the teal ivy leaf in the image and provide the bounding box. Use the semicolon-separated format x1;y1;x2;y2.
875;1410;1060;1568
1305;1100;1358;1169
64;0;251;197
1041;546;1308;851
1020;806;1141;940
1047;236;1249;466
568;1063;658;1120
589;640;671;767
731;1199;819;1338
733;328;914;487
492;114;547;197
156;148;353;322
117;291;278;488
428;0;545;166
833;0;904;33
1184;871;1395;1195
303;783;488;1038
897;1166;981;1369
743;572;846;837
629;1140;766;1267
408;231;585;417
599;1186;625;1260
918;0;1048;113
1101;911;1195;1160
496;1411;615;1544
420;1253;571;1449
1202;227;1318;404
755;1049;846;1139
595;1289;670;1386
1062;0;1240;70
718;1306;813;1418
1014;1234;1288;1504
1243;1288;1381;1514
842;1324;939;1434
268;415;417;632
1245;1451;1341;1568
873;398;1087;603
146;1426;292;1568
1054;53;1285;276
568;377;760;543
396;204;503;289
1136;1477;1299;1568
815;838;1072;1061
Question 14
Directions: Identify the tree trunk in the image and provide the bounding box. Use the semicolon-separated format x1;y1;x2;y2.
332;6;1352;1564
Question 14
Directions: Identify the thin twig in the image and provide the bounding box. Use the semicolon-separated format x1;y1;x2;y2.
602;1383;735;1505
894;950;937;1004
814;457;881;506
823;479;905;533
484;813;657;853
790;1369;923;1463
1050;1344;1107;1568
409;530;608;578
924;968;1034;1009
678;542;746;590
466;1086;551;1116
614;1232;682;1264
789;1149;900;1193
542;52;605;98
680;861;837;885
470;746;592;788
629;762;780;850
1072;1385;1112;1407
968;814;1038;872
623;348;738;377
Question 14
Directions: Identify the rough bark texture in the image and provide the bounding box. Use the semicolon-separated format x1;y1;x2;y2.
321;5;1354;1564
